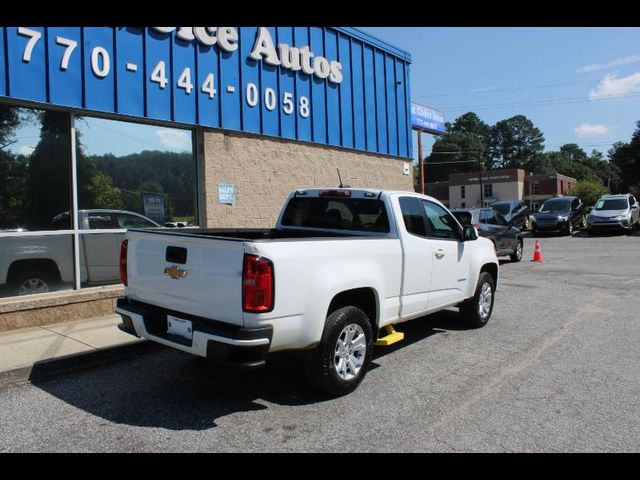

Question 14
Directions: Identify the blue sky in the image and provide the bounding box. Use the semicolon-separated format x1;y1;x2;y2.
363;27;640;162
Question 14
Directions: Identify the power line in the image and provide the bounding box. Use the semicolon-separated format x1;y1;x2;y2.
413;78;602;99
441;92;640;112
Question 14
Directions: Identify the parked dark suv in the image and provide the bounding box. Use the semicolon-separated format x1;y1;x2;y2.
491;200;530;230
531;196;586;236
451;207;524;262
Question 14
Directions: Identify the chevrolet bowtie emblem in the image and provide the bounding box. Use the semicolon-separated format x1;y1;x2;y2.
164;265;188;280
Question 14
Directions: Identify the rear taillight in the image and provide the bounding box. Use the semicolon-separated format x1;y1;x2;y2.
119;239;128;286
243;254;274;313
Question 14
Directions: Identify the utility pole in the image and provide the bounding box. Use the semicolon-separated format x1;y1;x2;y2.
478;150;484;207
417;131;424;194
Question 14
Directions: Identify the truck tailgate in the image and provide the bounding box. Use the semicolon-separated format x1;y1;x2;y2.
125;231;245;326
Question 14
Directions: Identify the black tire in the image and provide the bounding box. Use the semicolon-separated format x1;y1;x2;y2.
304;306;373;396
10;269;56;296
460;272;495;329
566;222;574;236
510;238;523;262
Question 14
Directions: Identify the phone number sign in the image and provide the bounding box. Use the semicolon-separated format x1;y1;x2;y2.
0;26;413;159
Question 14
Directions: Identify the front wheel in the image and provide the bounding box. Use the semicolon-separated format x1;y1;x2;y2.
566;222;574;236
304;306;373;396
460;272;496;328
510;238;523;262
11;269;56;296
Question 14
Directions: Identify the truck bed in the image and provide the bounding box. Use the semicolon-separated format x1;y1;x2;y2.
129;227;377;241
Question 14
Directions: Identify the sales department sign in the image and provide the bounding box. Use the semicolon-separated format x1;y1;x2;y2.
0;27;413;159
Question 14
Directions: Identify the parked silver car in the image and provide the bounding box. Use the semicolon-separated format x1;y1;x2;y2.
587;194;639;235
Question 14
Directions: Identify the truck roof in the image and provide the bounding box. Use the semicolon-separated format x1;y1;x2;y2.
294;188;442;204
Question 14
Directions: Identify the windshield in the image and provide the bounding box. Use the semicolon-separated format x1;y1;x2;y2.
538;201;570;214
594;199;628;210
491;203;510;216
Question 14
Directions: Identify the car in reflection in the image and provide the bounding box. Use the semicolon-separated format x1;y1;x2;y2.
0;210;161;296
531;196;586;236
587;193;640;235
451;207;524;262
490;200;530;231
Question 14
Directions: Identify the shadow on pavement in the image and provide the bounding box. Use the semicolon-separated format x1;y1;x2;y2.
29;309;469;431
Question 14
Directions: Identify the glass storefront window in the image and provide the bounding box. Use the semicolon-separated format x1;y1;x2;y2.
0;105;71;231
0;104;197;297
0;105;74;299
75;116;196;288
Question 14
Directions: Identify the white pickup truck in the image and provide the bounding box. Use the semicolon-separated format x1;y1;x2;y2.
116;189;499;395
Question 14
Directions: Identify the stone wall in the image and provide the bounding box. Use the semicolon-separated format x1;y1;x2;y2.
199;130;414;228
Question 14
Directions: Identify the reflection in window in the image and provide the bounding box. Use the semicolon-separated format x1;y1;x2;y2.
75;116;196;288
0;105;71;231
76;116;196;227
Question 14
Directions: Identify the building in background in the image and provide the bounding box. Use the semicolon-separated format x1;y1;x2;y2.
0;27;414;331
424;168;576;211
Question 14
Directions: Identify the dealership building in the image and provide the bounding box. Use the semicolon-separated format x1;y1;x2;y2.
425;168;577;211
0;27;414;330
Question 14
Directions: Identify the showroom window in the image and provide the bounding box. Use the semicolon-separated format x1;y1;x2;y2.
0;105;75;298
0;103;197;298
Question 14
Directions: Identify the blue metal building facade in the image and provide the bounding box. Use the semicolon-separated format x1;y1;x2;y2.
0;26;412;159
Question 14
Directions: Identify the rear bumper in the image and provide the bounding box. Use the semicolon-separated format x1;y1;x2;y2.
115;298;273;368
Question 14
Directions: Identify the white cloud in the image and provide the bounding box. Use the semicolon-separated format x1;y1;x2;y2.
589;72;640;100
156;129;190;149
574;123;609;137
19;145;35;156
577;55;640;73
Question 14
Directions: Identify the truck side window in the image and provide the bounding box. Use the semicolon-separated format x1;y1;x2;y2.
88;213;117;229
398;197;427;237
116;213;157;229
422;201;460;240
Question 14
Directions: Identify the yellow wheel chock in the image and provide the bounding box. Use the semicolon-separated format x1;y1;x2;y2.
374;324;404;346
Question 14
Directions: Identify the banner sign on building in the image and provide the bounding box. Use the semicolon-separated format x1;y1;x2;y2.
142;193;166;224
0;27;412;159
411;102;445;135
217;183;235;205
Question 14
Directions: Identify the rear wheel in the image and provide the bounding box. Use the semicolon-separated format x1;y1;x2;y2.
305;306;373;396
510;238;523;262
460;272;495;328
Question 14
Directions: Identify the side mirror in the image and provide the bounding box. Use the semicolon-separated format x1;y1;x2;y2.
463;225;478;241
632;204;639;210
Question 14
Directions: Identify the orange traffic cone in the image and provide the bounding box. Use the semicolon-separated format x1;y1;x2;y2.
532;240;543;262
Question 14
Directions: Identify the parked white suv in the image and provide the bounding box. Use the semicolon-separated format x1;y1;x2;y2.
587;194;639;235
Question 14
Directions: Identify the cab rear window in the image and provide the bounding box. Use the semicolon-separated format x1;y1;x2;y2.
281;198;390;233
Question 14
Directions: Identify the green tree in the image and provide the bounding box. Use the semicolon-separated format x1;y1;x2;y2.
426;131;485;182
489;115;545;170
84;172;123;209
609;121;640;196
568;179;609;206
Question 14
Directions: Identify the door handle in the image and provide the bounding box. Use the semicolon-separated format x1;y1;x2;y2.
434;249;445;258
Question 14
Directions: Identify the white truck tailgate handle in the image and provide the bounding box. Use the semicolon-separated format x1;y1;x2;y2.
434;249;445;258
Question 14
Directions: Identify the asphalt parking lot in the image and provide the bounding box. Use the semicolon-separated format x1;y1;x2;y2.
1;228;639;452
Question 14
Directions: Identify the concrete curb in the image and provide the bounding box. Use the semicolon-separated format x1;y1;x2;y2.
0;340;163;389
